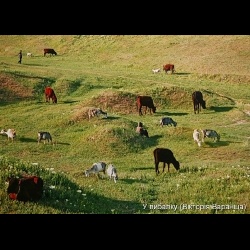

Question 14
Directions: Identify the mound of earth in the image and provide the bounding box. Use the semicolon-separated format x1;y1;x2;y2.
0;73;34;102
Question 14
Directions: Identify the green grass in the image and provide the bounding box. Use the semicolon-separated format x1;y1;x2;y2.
0;35;249;214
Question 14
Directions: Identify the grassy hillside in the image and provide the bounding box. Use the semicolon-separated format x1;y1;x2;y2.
0;35;249;214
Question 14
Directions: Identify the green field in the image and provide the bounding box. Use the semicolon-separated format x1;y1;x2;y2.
0;35;249;214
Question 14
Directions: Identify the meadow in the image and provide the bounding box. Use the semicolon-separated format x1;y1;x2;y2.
0;35;249;214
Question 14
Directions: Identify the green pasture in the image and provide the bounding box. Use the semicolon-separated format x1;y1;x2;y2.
0;35;249;214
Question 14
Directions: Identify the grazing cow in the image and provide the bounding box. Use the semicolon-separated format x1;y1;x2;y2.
88;107;107;120
136;96;156;116
6;175;43;202
152;68;161;74
107;164;118;183
163;64;175;74
27;52;32;57
45;86;57;103
192;91;206;114
38;132;52;144
0;128;16;142
153;148;180;174
193;129;202;147
85;161;106;178
201;129;220;142
135;122;149;138
160;117;177;127
44;48;57;56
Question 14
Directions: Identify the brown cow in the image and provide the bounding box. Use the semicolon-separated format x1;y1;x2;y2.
44;48;57;56
45;87;57;103
7;175;44;202
192;91;206;114
163;64;175;74
136;96;156;116
153;148;180;174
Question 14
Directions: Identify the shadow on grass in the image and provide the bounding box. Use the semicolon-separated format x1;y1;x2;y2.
174;72;191;75
40;174;143;214
156;111;189;116
19;137;38;143
54;142;71;145
141;135;163;148
204;140;231;147
103;116;120;121
63;100;79;104
209;106;234;112
129;167;152;172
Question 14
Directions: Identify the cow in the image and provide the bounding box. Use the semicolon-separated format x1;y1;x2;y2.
38;132;52;144
153;148;180;174
163;64;175;74
85;162;106;178
136;96;156;116
0;128;16;142
88;107;107;120
193;129;202;147
192;91;206;114
160;117;177;127
106;164;118;183
152;68;161;74
45;86;57;103
135;122;149;138
201;129;220;142
27;52;33;57
6;175;44;202
44;48;57;56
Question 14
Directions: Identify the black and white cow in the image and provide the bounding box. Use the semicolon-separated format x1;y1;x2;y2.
201;129;220;142
88;108;108;120
107;164;118;183
160;117;177;127
38;132;52;144
85;162;106;177
135;122;149;137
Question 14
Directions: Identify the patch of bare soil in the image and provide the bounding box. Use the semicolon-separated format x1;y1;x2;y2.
71;89;192;123
0;73;34;102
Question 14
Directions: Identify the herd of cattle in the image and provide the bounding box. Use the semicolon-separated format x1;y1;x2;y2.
2;61;221;203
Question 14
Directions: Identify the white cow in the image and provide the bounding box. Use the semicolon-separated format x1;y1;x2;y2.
152;68;161;74
27;52;33;57
193;129;202;147
0;129;16;142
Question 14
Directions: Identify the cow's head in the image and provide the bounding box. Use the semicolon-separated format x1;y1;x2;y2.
6;176;19;194
201;100;206;109
152;106;156;113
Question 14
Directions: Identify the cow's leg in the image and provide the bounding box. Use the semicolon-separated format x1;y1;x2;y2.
155;161;159;174
163;162;166;172
139;105;143;115
168;164;170;172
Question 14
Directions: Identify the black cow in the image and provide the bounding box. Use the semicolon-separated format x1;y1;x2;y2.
192;91;206;114
153;148;180;174
44;48;57;56
7;175;44;202
136;96;156;116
